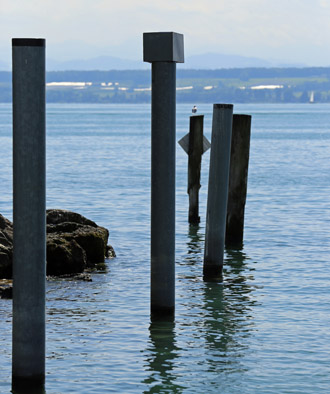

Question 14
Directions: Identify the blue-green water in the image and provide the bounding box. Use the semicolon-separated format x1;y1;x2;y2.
0;103;330;393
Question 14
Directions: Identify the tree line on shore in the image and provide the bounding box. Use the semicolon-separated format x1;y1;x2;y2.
1;67;330;103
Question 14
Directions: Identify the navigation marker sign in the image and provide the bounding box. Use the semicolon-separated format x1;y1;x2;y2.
178;133;211;155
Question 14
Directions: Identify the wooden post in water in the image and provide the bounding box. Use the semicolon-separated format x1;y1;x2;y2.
143;32;184;319
225;114;252;248
203;104;233;281
12;38;46;390
178;115;210;225
188;115;204;224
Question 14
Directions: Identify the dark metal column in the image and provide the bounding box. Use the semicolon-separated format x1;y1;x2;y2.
12;38;46;389
143;32;184;318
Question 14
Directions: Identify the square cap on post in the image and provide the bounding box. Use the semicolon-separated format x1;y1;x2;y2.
143;32;184;63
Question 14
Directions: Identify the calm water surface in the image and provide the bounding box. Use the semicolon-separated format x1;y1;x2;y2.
0;103;329;393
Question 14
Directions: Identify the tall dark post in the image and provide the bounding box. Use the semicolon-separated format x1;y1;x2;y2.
203;104;233;281
226;114;252;248
188;115;204;224
178;115;210;224
12;38;46;389
143;32;184;318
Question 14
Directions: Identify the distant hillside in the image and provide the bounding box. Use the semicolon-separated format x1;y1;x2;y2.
0;67;326;83
43;67;330;82
1;67;330;103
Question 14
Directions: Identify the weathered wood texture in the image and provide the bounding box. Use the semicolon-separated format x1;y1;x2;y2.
204;104;233;281
225;114;252;247
188;115;204;224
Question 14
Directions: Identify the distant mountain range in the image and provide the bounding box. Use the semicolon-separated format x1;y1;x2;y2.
185;53;270;69
0;52;305;71
47;53;305;70
47;56;147;71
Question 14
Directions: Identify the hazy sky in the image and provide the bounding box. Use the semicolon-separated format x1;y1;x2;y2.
1;0;330;66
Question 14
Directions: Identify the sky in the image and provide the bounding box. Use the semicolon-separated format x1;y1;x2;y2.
1;0;330;67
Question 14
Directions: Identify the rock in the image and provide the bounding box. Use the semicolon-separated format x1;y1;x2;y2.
106;245;116;258
0;209;115;278
74;273;93;282
46;209;113;275
0;214;13;279
46;235;87;276
0;279;13;299
47;209;97;227
47;272;93;282
0;285;12;299
0;245;13;279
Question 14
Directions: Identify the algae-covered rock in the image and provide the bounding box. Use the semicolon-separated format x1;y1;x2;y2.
46;235;86;276
0;282;12;299
0;214;13;279
0;245;12;279
46;209;114;275
0;209;115;278
47;209;97;228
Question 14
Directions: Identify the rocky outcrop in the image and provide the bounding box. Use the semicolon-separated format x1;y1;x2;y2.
0;214;13;279
0;282;12;299
0;209;115;279
46;209;115;275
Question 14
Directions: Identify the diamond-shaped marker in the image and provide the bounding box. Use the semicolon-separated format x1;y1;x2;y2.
178;133;211;154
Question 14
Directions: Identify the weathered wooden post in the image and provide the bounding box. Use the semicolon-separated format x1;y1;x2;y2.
203;104;233;281
143;32;184;318
226;114;252;248
12;38;46;390
178;115;210;224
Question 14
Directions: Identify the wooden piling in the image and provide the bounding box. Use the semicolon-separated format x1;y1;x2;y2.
188;115;204;224
225;114;252;248
203;104;233;281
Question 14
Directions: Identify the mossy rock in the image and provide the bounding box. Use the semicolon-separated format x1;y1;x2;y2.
71;226;108;266
46;236;86;276
45;209;113;275
47;209;97;227
0;210;115;278
0;245;12;279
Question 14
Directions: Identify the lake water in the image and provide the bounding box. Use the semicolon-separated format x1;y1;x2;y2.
0;103;330;393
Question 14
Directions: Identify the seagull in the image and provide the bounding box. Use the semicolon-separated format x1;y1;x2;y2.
192;105;197;114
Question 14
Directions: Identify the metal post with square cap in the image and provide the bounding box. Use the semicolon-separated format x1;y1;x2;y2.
12;38;46;391
143;32;184;319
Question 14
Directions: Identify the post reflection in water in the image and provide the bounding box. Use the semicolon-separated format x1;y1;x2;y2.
180;228;258;390
202;246;257;377
186;224;203;262
143;320;183;393
142;229;259;392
